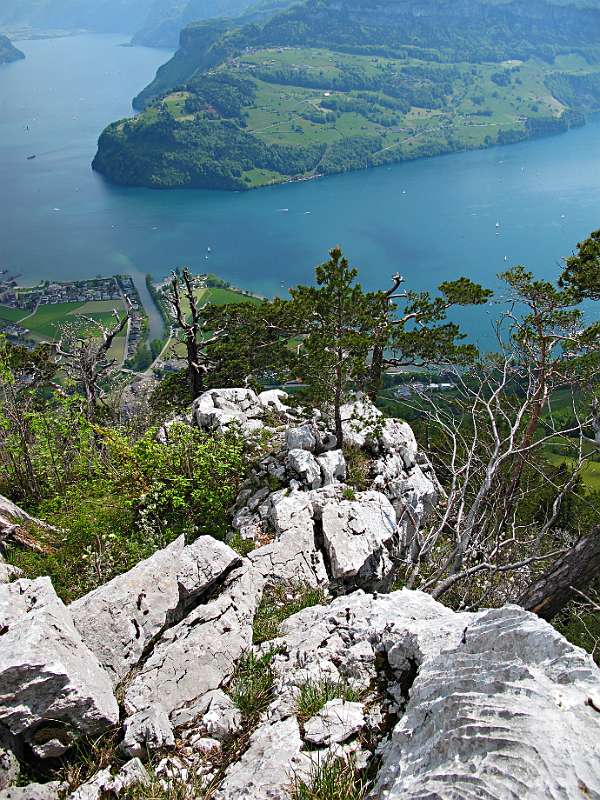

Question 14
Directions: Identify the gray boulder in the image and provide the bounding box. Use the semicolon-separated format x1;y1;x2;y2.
68;759;149;800
317;450;346;486
285;423;320;453
193;389;264;435
0;579;118;758
0;558;22;585
124;564;262;734
373;605;600;800
258;390;289;414
321;491;397;588
286;449;322;490
70;535;241;685
303;700;365;746
0;783;63;800
121;707;175;760
215;717;311;800
339;399;382;449
249;492;328;588
202;691;242;742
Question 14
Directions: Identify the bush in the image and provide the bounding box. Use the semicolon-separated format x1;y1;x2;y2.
6;423;247;601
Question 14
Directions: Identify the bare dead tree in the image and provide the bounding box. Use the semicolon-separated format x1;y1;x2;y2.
165;268;224;400
51;300;131;420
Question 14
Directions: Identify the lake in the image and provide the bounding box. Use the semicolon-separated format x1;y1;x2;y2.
1;33;600;347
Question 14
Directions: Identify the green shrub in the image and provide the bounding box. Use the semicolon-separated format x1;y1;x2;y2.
6;422;247;601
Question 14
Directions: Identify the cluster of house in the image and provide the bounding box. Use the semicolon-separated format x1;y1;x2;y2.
393;381;456;399
0;322;30;343
2;277;125;309
0;274;146;363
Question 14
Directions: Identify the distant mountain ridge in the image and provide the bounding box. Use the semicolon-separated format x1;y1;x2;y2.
0;34;24;63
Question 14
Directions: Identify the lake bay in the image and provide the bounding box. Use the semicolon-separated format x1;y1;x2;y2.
1;33;600;346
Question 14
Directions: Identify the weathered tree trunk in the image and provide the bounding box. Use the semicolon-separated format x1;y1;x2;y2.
517;530;600;620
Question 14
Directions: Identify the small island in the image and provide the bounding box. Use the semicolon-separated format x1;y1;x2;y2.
0;34;25;64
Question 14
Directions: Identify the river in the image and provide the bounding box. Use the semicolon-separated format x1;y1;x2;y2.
1;33;600;347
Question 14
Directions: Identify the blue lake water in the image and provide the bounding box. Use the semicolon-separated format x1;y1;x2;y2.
1;33;600;346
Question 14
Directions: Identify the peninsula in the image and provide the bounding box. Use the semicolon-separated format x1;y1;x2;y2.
93;0;600;191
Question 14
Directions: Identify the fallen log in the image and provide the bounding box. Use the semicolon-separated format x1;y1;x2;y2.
517;529;600;621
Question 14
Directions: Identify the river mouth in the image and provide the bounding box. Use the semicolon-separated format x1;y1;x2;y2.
2;34;600;350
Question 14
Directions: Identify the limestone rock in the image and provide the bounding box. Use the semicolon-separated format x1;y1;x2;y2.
124;564;262;729
303;700;365;746
373;605;600;800
202;691;242;742
339;399;382;449
286;449;322;490
0;578;118;758
258;390;289;414
215;717;311;800
121;707;175;759
0;783;63;800
193;389;264;435
68;759;149;800
110;759;150;794
250;492;328;588
70;535;241;685
285;423;320;453
321;492;396;588
317;450;346;486
0;558;22;585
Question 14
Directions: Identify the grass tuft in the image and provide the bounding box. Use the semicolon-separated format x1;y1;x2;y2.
253;583;328;645
297;679;360;722
292;757;369;800
228;649;279;718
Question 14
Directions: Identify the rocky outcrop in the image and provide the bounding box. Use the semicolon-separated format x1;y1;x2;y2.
373;604;600;799
122;563;262;753
70;535;241;685
213;591;600;800
321;491;397;590
4;390;600;800
0;578;118;758
225;392;437;591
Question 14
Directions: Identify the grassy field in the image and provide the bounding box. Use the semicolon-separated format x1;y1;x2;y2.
20;301;127;339
0;305;29;323
1;300;127;363
154;46;600;188
172;285;261;356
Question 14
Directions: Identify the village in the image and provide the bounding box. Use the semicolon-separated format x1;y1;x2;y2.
0;274;146;363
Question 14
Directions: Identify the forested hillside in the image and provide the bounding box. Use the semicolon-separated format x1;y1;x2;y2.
93;0;600;190
132;0;293;48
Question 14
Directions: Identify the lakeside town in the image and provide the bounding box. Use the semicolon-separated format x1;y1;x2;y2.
0;273;146;362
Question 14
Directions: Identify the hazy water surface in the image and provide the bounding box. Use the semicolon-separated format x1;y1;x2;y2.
2;34;600;345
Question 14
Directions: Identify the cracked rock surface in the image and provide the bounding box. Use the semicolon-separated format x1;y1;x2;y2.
70;535;241;686
0;578;118;759
4;390;600;800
